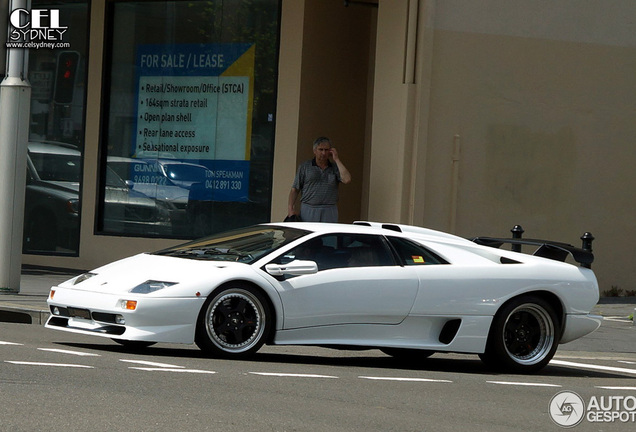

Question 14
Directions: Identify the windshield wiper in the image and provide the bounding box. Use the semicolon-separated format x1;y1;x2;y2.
157;247;252;261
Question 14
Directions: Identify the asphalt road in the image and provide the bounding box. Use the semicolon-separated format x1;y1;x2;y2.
1;317;635;432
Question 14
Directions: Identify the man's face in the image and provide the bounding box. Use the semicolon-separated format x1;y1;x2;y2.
314;142;331;163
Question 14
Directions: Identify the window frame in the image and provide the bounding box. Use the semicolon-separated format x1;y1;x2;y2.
271;232;399;272
386;236;449;266
97;0;282;239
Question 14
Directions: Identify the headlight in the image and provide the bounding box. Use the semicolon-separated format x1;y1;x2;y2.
130;280;176;294
73;273;97;285
66;199;80;214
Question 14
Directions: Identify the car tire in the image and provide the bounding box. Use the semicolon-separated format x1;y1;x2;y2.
195;283;271;358
480;295;560;373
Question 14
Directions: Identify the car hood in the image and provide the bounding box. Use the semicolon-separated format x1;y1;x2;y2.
58;253;252;295
47;180;80;192
31;180;80;195
26;183;78;201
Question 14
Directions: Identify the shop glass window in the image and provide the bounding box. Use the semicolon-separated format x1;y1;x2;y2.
100;0;280;239
23;1;89;255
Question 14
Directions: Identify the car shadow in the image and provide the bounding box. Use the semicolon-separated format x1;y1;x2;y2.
54;340;633;379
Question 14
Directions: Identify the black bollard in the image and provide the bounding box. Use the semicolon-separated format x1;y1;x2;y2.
580;232;594;269
511;225;524;253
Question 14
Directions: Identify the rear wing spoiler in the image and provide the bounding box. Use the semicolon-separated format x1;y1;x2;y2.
471;237;594;268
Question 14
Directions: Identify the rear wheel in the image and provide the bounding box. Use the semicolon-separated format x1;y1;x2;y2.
480;296;560;373
195;284;271;358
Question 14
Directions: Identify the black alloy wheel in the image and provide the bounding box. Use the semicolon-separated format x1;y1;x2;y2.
196;284;271;358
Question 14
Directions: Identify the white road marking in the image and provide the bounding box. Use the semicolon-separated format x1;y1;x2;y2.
487;381;561;388
5;361;93;368
120;359;185;368
121;359;213;374
250;372;338;379
618;361;636;365
595;386;636;390
0;341;22;345
603;317;633;323
129;367;216;374
38;348;100;357
557;354;636;361
550;359;636;375
359;376;452;383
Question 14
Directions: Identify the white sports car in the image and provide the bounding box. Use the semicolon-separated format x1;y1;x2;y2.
46;222;601;373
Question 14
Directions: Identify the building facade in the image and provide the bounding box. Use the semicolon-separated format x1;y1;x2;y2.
14;0;636;294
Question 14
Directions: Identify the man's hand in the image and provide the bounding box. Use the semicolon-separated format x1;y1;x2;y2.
329;147;340;161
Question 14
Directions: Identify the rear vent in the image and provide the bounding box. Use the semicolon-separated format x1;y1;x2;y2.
439;319;461;344
500;257;521;264
381;224;402;233
353;221;371;226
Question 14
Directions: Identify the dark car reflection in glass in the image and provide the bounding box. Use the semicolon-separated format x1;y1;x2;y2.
24;142;171;254
107;157;211;235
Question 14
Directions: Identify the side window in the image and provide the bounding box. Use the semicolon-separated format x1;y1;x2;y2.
387;237;449;265
273;233;396;271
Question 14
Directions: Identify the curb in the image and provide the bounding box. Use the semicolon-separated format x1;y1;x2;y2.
0;303;50;325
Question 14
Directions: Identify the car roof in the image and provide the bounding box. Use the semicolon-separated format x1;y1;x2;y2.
28;141;80;156
265;221;473;246
107;156;146;163
107;156;208;170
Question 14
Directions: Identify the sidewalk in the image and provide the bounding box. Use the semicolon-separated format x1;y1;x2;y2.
0;266;79;325
1;266;635;325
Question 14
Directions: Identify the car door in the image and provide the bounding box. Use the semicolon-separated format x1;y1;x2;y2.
269;233;419;329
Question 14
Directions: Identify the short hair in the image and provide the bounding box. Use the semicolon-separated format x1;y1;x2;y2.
313;136;331;150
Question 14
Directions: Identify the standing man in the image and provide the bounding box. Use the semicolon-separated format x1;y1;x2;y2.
287;137;352;223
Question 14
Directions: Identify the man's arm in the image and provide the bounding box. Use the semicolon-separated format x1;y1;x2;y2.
330;148;352;184
288;187;300;216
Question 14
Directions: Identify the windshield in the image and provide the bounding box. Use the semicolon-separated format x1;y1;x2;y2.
30;152;81;182
153;225;310;263
163;163;208;183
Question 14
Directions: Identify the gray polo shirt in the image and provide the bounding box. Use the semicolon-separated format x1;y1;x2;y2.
292;158;342;206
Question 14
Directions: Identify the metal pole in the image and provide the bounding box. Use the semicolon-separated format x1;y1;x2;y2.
511;225;524;253
0;0;8;77
0;0;31;293
580;232;594;269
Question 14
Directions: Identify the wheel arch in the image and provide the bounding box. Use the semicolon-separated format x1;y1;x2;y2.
488;289;566;350
197;278;279;344
497;290;565;333
480;289;564;372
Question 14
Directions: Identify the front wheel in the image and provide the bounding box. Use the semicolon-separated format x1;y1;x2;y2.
195;284;271;358
480;296;560;373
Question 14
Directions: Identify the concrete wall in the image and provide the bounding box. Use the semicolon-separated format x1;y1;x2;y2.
370;0;636;292
292;0;374;224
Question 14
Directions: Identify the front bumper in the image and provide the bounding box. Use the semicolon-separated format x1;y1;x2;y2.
46;286;205;344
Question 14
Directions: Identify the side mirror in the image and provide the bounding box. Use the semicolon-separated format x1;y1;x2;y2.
265;260;318;276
